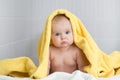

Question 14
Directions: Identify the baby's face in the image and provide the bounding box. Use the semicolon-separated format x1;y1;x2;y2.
51;16;74;48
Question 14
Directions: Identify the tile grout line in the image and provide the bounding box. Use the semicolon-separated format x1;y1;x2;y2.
0;37;33;48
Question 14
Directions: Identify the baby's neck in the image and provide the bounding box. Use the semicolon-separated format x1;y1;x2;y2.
58;44;74;52
59;46;70;51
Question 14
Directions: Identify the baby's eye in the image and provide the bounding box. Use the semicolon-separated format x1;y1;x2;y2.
66;31;70;34
55;33;60;36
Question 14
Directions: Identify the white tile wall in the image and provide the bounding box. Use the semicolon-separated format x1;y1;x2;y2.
0;0;38;64
0;17;32;45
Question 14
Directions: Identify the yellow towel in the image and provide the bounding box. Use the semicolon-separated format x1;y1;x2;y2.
0;9;120;79
0;57;37;77
32;9;120;78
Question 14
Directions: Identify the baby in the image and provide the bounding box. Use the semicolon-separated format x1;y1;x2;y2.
49;14;89;74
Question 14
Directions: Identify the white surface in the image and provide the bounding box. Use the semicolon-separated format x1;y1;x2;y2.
0;70;120;80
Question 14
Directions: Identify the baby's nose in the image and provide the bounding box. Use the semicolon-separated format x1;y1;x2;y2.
61;34;66;39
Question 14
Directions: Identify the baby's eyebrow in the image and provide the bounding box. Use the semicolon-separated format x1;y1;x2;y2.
52;31;59;34
66;29;71;31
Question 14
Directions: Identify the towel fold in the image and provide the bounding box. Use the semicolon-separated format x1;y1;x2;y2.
0;9;120;79
0;57;37;77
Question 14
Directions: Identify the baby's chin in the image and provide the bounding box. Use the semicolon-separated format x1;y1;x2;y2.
52;43;72;48
60;44;72;48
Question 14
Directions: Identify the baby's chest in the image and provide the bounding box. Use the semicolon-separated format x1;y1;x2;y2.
51;55;76;67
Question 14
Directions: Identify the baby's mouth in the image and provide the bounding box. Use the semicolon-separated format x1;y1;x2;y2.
61;41;67;44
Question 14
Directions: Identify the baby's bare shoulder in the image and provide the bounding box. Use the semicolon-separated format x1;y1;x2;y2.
72;44;82;53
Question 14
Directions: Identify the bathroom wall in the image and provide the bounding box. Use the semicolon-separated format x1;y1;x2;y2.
0;0;120;64
0;0;38;64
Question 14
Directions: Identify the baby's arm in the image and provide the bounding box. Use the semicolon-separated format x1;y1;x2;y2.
48;47;51;75
77;50;89;72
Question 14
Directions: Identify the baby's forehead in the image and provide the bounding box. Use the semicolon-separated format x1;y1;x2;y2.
51;14;72;32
